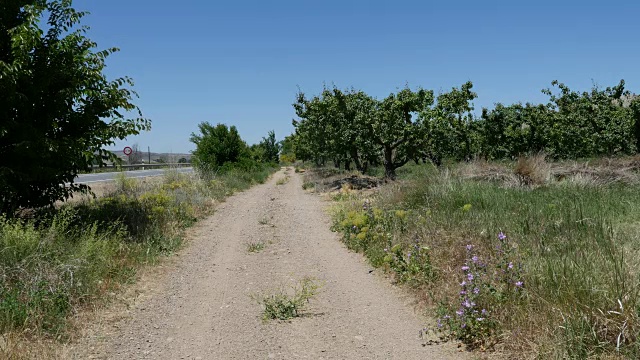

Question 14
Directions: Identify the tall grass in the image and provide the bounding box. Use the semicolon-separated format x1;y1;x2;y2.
0;164;276;348
330;163;640;358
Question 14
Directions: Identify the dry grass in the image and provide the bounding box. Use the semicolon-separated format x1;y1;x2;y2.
514;153;551;185
457;155;640;188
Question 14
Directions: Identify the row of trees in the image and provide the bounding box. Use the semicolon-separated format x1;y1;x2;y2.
189;122;281;171
291;81;640;178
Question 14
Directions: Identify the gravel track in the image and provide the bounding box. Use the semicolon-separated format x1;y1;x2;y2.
68;168;467;359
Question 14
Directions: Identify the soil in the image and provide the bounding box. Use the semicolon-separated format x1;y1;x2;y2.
65;168;468;359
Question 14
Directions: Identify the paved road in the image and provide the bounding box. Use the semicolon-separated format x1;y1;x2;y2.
75;167;194;184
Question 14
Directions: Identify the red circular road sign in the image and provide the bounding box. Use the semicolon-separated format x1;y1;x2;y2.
123;146;133;156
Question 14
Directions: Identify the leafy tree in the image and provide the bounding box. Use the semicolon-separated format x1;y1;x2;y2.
478;80;637;159
478;103;552;159
0;0;150;214
421;82;477;164
279;134;297;163
292;91;333;166
373;88;434;178
190;122;249;169
177;157;189;164
329;88;378;172
293;87;379;172
542;80;635;158
259;130;281;163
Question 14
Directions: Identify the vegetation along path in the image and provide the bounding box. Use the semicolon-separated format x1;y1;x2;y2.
69;168;465;359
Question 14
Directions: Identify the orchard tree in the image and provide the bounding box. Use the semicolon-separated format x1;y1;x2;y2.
542;80;636;158
373;88;434;179
190;122;249;169
0;0;150;214
293;86;379;173
329;88;378;172
292;90;333;166
421;81;477;163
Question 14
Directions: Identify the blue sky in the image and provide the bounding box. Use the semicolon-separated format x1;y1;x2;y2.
74;0;640;153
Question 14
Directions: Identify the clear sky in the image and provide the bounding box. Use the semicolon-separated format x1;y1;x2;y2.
74;0;640;154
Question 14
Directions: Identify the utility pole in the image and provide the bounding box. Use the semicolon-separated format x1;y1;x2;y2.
148;146;151;164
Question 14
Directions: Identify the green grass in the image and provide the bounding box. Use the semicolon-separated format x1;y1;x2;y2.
0;164;277;346
330;163;640;358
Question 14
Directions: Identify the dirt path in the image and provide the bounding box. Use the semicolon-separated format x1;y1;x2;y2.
68;168;467;359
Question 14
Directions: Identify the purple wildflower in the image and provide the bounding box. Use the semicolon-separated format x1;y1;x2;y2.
456;309;464;316
460;290;467;295
471;255;479;263
498;232;507;240
461;265;470;271
460;280;467;286
467;273;474;281
462;299;474;308
515;281;523;287
473;287;480;294
466;244;473;251
508;262;514;269
476;317;484;321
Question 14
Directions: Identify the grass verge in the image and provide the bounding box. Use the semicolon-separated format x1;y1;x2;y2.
0;164;276;357
327;159;640;359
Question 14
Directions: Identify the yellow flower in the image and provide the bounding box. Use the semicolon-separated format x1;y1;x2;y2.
462;203;472;212
394;210;407;219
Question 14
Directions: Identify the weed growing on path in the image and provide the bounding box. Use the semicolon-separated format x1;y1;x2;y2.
254;277;321;321
247;242;266;253
276;176;290;185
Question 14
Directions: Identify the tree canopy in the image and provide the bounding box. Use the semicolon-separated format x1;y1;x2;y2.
190;122;249;170
0;0;150;214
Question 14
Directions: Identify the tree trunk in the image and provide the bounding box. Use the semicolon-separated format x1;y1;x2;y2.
344;159;351;171
383;145;396;179
350;148;364;174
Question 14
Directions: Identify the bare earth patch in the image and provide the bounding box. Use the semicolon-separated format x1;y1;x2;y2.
63;168;467;359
